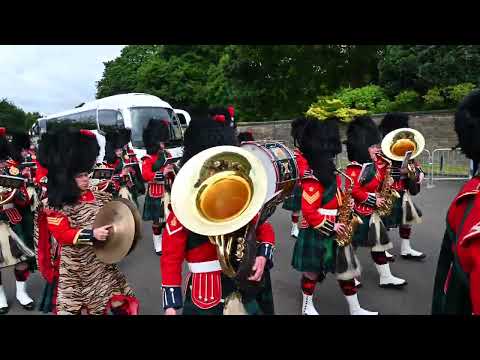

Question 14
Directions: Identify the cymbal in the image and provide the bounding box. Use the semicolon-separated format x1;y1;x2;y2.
93;200;136;264
116;197;142;255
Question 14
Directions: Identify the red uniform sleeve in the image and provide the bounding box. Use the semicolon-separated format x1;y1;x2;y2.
468;242;480;315
45;210;82;246
141;156;155;182
256;221;275;246
161;211;187;287
34;161;48;185
302;179;326;227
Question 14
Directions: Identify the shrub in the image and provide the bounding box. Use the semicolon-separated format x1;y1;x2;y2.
449;82;477;103
392;90;421;112
335;85;389;113
423;87;446;110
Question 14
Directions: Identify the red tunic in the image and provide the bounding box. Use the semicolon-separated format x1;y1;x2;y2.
160;210;275;309
142;152;171;198
439;177;480;314
300;175;341;234
345;161;387;216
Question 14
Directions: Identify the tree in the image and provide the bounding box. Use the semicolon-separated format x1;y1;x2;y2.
96;45;162;98
222;45;384;120
379;45;480;96
0;98;37;131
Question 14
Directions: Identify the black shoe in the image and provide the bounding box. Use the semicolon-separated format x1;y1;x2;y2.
156;251;162;256
0;306;9;314
379;281;408;289
386;255;395;263
401;253;426;261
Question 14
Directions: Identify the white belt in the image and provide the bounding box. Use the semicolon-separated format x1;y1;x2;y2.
318;208;337;216
0;203;14;211
188;260;222;273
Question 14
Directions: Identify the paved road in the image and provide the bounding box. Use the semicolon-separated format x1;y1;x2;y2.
4;181;463;315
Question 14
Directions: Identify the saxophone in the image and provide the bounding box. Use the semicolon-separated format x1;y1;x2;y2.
375;153;401;218
335;168;363;247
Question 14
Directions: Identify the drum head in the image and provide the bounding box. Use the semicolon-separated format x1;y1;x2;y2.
240;143;277;199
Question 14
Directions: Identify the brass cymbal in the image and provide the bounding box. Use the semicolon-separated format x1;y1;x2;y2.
93;200;136;264
116;197;142;255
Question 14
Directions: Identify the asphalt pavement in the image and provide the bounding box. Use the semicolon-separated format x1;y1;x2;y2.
3;180;463;315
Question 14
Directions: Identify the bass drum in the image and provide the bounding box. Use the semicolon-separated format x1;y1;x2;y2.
240;141;298;202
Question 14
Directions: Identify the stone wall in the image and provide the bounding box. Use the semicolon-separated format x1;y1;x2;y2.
236;110;457;152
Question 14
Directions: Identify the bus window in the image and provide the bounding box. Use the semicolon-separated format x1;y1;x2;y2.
59;110;97;130
129;107;182;148
98;110;124;132
176;113;187;126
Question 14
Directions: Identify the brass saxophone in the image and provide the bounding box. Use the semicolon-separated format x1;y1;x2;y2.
375;153;401;218
335;168;363;247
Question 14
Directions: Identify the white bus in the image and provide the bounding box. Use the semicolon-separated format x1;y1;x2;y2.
31;93;191;163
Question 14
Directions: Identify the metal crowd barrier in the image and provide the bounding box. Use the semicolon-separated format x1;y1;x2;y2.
334;146;471;189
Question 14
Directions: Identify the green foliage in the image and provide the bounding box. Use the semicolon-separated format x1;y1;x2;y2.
392;90;421;112
335;85;389;113
306;98;368;123
0;99;40;131
449;82;477;103
379;45;480;95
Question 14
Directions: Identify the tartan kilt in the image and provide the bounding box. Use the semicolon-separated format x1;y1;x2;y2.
142;194;164;222
282;184;302;212
256;270;274;315
19;207;37;271
381;193;404;229
352;213;376;248
182;274;262;315
291;227;337;274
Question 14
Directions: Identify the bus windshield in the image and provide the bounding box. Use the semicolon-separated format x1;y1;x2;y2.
130;107;183;148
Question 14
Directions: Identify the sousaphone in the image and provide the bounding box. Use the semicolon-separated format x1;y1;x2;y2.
170;145;268;287
381;127;425;162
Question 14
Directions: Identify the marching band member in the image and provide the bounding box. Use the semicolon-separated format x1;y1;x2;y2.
238;131;254;143
345;116;407;288
291;118;377;315
37;128;138;315
432;90;480;314
0;128;35;314
102;129;142;206
161;109;276;315
141;119;171;256
283;118;310;238
379;112;426;260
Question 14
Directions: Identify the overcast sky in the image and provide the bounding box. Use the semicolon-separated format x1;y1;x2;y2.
0;45;125;115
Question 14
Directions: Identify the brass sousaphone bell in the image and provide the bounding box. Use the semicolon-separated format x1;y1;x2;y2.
170;146;268;286
92;199;142;264
381;127;425;162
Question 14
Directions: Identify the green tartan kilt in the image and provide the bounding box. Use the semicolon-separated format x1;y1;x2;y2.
352;213;376;248
142;194;164;222
256;270;274;315
282;184;302;212
291;227;337;274
182;274;262;315
381;193;404;229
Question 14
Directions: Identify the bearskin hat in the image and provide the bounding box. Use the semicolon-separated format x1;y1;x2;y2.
104;128;131;163
299;119;341;186
180;113;238;167
345;116;382;164
40;128;100;208
8;129;31;162
143;118;170;155
0;128;9;161
208;107;234;128
238;131;254;142
291;117;310;148
379;112;409;138
454;89;480;163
